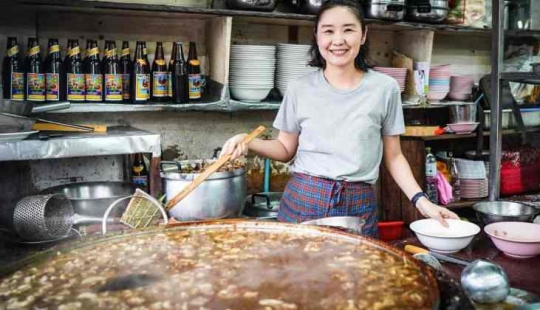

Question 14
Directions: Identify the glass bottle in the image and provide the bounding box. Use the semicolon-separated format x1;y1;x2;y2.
103;40;123;103
119;41;132;102
24;38;45;102
425;147;439;204
131;41;150;103
187;41;202;100
45;38;66;102
2;37;24;100
151;42;167;102
66;39;85;102
84;40;102;102
172;42;189;104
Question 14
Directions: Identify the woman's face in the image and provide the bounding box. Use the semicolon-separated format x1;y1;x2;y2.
316;7;366;69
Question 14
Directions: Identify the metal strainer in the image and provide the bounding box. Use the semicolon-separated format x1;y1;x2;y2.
13;194;110;241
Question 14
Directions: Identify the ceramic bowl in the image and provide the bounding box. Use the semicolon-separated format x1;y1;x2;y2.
410;219;480;253
447;122;479;134
484;222;540;258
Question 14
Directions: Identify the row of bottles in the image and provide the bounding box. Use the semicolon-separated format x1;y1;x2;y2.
2;37;202;104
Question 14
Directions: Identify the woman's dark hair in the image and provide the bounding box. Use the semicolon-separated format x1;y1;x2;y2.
308;0;371;72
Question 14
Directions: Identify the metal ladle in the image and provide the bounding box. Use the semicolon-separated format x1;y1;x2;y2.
406;245;510;304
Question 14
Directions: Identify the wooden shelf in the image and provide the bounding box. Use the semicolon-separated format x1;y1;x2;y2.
402;127;540;141
12;0;496;33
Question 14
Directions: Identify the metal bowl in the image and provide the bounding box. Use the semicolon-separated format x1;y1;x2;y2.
301;216;366;235
225;0;278;12
450;104;477;123
473;201;537;225
41;181;136;217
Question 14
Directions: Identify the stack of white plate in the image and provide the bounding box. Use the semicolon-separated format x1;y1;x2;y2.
229;45;276;102
276;43;317;96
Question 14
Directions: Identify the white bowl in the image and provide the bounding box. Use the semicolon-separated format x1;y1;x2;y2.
447;122;479;134
410;219;480;253
229;87;272;102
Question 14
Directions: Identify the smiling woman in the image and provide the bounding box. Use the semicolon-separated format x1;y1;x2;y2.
220;0;459;238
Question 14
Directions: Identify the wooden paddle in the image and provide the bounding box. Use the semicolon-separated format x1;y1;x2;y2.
165;125;266;211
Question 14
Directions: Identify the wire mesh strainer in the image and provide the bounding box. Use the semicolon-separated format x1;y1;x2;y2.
14;194;74;241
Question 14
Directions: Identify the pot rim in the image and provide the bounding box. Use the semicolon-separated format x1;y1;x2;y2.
40;181;135;201
161;166;245;180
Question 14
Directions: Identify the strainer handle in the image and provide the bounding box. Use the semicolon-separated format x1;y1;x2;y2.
102;195;169;235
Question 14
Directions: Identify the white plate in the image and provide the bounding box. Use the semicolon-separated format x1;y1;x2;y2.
0;130;38;142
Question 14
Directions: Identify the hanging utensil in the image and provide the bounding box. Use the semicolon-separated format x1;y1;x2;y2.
0;112;95;132
406;244;510;304
13;194;114;241
165;126;266;211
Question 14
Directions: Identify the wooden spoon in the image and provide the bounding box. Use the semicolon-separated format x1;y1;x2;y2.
165;125;266;211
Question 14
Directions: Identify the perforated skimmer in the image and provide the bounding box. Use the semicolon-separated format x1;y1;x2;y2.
13;194;109;241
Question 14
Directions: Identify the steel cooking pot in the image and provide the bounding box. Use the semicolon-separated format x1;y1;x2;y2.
406;0;449;23
364;0;406;21
242;192;281;219
160;160;247;221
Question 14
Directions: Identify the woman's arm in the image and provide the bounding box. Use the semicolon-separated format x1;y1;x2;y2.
221;131;299;163
383;135;459;226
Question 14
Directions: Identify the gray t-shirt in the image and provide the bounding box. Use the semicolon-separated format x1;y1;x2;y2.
273;69;405;184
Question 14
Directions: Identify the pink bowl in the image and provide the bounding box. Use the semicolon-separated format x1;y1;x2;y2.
447;122;479;134
485;222;540;259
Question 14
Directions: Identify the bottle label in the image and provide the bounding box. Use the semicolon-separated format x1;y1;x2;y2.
137;59;147;66
155;59;166;66
167;72;172;98
132;175;148;187
188;74;202;99
7;46;19;57
106;49;117;58
122;74;131;100
67;73;85;101
26;73;45;101
46;73;60;101
121;48;130;57
152;71;168;97
426;163;437;178
135;73;150;101
49;45;60;54
10;72;24;100
85;74;103;101
28;46;40;57
86;47;99;57
189;59;200;66
69;46;81;57
104;74;123;101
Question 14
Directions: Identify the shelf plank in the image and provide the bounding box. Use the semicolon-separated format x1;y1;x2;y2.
11;0;495;33
403;127;540;141
46;101;229;113
229;99;281;111
446;199;485;209
0;126;161;161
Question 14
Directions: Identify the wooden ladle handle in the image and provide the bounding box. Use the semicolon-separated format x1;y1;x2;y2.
165;126;266;211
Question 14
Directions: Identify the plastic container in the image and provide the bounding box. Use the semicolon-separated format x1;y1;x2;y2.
519;108;540;127
378;221;404;242
484;109;511;129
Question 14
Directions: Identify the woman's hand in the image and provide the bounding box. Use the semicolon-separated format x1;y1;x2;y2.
220;133;248;159
416;198;460;227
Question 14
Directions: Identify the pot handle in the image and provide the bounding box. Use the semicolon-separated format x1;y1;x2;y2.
386;3;404;12
212;147;222;159
160;161;182;172
415;0;432;13
252;193;272;209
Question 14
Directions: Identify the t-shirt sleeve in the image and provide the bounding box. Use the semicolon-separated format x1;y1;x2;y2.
273;85;301;134
382;87;405;136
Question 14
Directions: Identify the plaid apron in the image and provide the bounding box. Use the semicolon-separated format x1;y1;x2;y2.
277;173;378;238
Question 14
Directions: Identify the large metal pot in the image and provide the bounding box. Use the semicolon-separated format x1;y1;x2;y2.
161;160;247;221
302;216;366;235
364;0;406;21
406;0;449;23
41;181;136;217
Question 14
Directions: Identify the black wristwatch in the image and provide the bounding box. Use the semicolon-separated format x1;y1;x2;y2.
411;192;428;208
